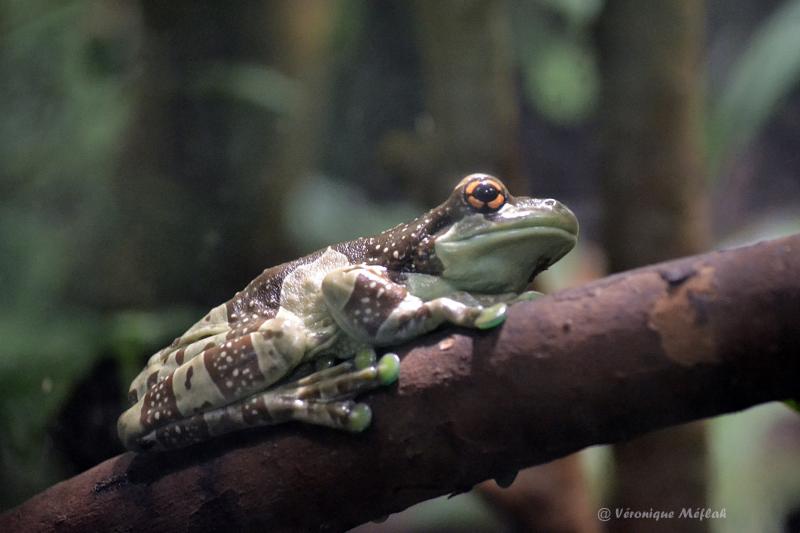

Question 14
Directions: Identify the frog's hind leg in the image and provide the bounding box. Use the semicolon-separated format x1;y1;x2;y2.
261;351;399;433
241;352;400;438
130;356;399;451
128;392;371;451
118;315;310;451
127;303;251;405
258;396;374;432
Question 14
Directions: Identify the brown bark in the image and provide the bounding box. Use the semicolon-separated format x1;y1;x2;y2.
3;234;799;533
596;1;710;530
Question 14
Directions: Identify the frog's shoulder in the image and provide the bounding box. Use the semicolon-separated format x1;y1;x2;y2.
225;240;371;319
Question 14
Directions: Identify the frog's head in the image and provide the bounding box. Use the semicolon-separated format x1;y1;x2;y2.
364;173;578;294
424;174;578;293
431;174;578;293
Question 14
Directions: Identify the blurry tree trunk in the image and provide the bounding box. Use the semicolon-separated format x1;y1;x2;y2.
384;0;523;200
249;0;336;264
597;1;709;532
88;1;276;308
83;2;335;310
56;0;278;470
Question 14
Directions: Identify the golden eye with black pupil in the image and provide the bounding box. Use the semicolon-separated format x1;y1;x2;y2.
464;177;506;212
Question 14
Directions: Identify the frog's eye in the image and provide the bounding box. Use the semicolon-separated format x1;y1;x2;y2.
464;176;506;212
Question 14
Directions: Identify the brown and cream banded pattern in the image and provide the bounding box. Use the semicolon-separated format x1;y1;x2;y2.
118;174;578;451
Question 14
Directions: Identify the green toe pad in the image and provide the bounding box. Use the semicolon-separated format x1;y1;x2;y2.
475;303;507;330
347;403;372;432
354;347;377;369
377;353;400;385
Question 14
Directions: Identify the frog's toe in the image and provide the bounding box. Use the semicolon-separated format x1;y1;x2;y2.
289;360;355;388
288;355;398;401
377;353;400;385
475;303;507;330
354;347;377;369
514;290;543;302
346;402;372;432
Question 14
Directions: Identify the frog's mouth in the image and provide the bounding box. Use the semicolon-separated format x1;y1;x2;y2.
434;200;578;293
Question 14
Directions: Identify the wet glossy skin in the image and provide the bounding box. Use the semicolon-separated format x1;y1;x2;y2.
117;174;578;451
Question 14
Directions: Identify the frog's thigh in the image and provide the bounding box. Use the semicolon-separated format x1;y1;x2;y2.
128;304;243;405
128;329;232;405
118;317;308;450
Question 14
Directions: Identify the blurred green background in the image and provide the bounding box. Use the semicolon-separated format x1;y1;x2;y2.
1;0;799;531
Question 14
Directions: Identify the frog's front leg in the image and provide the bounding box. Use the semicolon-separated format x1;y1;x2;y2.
322;265;508;346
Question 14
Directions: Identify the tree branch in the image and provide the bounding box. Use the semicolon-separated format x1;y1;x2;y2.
4;234;800;532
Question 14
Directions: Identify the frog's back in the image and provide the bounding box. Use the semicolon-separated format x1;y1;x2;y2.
225;240;369;319
226;252;325;322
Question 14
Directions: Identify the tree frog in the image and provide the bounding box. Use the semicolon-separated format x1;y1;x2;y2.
118;174;578;451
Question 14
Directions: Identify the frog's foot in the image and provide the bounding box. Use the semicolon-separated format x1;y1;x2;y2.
263;352;400;432
266;397;373;432
285;352;399;401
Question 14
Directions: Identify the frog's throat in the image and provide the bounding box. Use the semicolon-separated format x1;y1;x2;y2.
434;225;577;293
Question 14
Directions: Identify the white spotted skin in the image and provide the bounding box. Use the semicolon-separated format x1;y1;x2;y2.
119;174;578;451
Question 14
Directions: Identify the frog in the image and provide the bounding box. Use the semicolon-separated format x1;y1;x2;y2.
117;174;578;451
